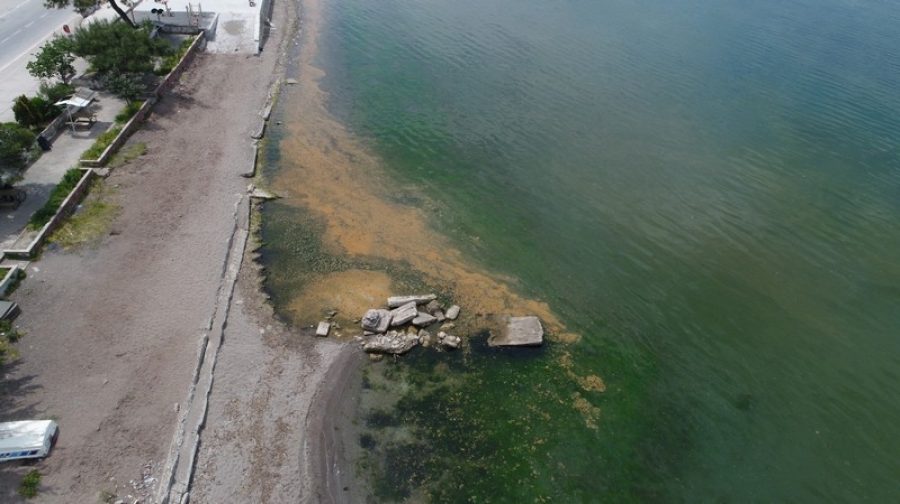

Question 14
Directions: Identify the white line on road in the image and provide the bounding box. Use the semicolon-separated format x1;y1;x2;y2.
0;0;37;22
24;21;35;28
0;36;11;45
39;12;48;18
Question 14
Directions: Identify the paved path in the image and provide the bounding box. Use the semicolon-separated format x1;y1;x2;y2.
0;92;124;249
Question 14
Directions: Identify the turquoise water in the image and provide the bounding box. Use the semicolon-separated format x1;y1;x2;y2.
268;0;900;500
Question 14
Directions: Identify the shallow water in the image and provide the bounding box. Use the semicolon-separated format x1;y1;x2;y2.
262;0;900;500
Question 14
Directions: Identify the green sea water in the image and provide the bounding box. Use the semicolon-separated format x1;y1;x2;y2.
263;0;900;501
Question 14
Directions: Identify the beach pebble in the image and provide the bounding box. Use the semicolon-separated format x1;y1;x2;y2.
445;305;461;320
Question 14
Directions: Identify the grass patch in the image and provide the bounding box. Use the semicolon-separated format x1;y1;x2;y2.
107;142;147;169
0;320;22;366
81;126;123;161
155;36;195;76
49;180;119;249
18;469;40;498
28;168;86;230
115;100;144;124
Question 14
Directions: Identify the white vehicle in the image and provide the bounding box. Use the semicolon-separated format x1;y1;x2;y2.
0;420;59;462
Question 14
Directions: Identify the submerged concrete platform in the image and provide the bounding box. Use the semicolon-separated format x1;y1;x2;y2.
489;316;544;347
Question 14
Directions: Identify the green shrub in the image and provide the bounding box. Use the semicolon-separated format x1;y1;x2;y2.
28;168;85;229
0;122;36;170
39;82;75;104
155;36;195;76
12;95;60;130
103;73;145;101
18;469;41;498
81;126;122;160
115;101;144;123
71;20;170;75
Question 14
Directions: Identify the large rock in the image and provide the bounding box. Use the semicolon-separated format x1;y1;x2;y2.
445;305;461;320
361;309;391;333
387;294;437;308
489;316;543;347
412;311;437;327
362;330;420;355
389;301;418;326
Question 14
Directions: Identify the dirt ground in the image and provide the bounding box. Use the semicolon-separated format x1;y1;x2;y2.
0;5;313;501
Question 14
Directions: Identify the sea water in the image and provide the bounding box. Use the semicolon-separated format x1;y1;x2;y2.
262;0;900;500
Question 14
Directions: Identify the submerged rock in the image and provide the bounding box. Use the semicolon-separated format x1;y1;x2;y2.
387;294;437;308
362;330;420;355
389;301;418;326
445;305;461;320
361;309;391;333
418;329;432;347
412;311;437;327
424;299;442;314
489;316;543;347
315;321;331;337
437;331;461;349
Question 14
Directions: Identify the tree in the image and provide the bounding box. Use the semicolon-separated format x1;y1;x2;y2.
0;123;36;172
26;36;76;85
43;0;136;28
71;20;170;75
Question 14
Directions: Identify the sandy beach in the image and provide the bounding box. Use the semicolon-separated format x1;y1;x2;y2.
0;0;357;500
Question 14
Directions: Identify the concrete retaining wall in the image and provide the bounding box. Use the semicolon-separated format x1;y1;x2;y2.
0;265;21;298
38;113;69;145
4;169;95;259
79;32;206;168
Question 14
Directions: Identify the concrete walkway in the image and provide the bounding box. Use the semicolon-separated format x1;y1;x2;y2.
0;91;124;249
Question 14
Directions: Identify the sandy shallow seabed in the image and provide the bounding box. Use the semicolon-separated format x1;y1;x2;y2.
274;0;581;346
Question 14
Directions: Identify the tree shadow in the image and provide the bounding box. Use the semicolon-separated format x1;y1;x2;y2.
0;360;43;420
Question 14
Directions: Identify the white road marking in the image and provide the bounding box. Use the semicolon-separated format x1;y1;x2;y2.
39;12;49;19
0;0;37;21
0;36;11;45
24;21;35;28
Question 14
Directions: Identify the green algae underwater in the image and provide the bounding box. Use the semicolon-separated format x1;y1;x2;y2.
258;0;900;501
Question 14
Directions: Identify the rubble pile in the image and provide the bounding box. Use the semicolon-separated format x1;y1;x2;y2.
353;294;462;355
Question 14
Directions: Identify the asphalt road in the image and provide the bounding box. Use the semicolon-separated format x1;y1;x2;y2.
0;0;79;121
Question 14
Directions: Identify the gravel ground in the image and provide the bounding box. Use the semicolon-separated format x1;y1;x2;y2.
0;3;314;500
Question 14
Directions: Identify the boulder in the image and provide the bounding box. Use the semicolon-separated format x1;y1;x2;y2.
434;310;446;322
425;299;442;314
389;302;418;326
437;331;461;349
361;309;391;333
362;330;420;355
418;329;432;347
445;305;461;320
315;321;331;337
489;316;543;347
412;311;437;327
387;294;437;308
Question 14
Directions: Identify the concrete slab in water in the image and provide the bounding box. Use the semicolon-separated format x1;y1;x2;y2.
390;302;418;326
316;321;331;337
489;316;543;347
387;294;437;308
